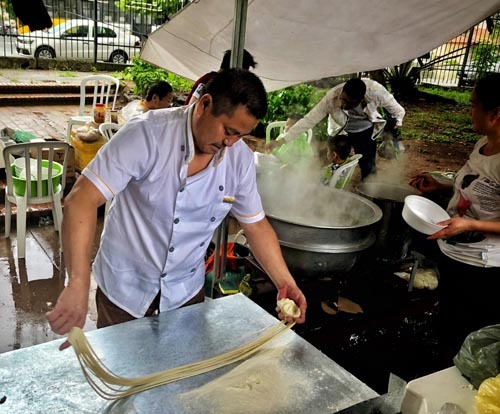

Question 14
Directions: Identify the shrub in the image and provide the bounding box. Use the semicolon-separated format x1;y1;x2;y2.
123;56;193;96
265;84;328;140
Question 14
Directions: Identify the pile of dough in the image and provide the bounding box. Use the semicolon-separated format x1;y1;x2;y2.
68;321;294;400
394;268;439;290
277;298;301;318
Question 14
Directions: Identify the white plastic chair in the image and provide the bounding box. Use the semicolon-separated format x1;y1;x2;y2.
66;75;120;142
329;154;363;190
265;120;313;144
98;122;120;142
3;141;70;259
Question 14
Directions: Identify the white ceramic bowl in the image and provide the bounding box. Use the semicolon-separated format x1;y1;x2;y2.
402;195;450;235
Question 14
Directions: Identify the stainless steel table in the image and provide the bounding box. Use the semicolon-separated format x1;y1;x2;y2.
0;294;377;413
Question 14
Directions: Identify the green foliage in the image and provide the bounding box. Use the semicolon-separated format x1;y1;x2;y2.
114;0;184;17
122;56;193;96
472;42;500;79
2;0;15;18
383;61;420;100
265;84;329;140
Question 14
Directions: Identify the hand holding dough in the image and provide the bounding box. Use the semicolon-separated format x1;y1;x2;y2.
277;298;301;319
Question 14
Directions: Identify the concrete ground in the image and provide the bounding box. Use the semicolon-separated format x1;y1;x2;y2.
0;68;117;354
0;215;102;354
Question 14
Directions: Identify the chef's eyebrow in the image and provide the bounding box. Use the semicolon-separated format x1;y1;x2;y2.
224;126;247;137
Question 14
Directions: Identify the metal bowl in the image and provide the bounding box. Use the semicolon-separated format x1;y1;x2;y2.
263;188;382;276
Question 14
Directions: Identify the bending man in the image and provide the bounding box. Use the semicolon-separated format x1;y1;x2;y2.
48;69;307;348
269;77;405;179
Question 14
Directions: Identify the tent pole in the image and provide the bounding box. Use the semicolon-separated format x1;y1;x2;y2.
230;0;248;68
210;0;248;298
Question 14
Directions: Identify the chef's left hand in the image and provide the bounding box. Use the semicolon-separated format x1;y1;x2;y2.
427;217;472;240
276;285;307;324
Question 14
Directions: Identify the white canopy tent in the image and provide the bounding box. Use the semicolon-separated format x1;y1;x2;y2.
141;0;500;91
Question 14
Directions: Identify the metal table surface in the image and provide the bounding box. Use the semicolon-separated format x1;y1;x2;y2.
0;294;377;414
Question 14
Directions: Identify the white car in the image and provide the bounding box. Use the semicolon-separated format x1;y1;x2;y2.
16;19;141;63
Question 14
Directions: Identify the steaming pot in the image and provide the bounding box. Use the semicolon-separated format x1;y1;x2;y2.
356;182;418;262
263;189;383;276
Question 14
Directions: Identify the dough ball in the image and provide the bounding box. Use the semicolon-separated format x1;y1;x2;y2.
277;298;301;318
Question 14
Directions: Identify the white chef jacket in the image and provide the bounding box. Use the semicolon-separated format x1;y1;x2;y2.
82;105;265;317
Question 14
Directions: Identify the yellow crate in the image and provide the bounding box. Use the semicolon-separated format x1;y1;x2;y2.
70;135;106;172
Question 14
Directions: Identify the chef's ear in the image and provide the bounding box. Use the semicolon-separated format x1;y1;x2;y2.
198;94;212;111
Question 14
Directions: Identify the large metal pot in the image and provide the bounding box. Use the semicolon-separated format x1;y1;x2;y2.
262;188;383;276
356;182;418;262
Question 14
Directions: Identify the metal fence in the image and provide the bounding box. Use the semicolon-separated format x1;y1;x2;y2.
0;0;188;64
410;13;500;88
0;2;499;84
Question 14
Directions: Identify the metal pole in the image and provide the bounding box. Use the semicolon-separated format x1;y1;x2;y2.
458;27;475;87
212;0;249;297
93;0;98;64
230;0;248;69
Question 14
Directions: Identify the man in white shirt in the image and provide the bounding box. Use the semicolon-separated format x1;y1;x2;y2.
47;69;307;347
269;78;405;179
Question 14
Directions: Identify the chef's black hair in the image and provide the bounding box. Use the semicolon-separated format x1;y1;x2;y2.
204;68;267;120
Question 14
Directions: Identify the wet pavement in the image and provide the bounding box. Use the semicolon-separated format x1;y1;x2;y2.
0;214;103;354
0;68;117;354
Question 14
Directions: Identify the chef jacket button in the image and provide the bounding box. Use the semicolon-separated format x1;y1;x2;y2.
169;247;175;252
161;273;167;278
179;187;185;192
181;145;185;151
219;185;224;191
199;241;205;247
210;217;216;222
190;268;196;272
174;218;180;224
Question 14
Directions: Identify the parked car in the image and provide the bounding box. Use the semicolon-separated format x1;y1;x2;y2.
16;19;141;63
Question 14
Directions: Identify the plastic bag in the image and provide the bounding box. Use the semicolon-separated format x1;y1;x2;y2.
475;375;500;414
271;132;314;166
453;324;500;389
13;130;37;143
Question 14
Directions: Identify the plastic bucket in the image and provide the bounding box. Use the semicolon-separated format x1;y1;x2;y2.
11;159;63;196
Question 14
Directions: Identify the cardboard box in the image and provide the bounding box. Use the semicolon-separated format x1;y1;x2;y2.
70;135;105;172
30;138;76;180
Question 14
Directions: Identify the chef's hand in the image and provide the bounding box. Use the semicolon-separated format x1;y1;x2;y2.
409;173;441;194
265;139;284;152
46;279;89;350
276;285;307;324
427;217;472;240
